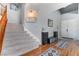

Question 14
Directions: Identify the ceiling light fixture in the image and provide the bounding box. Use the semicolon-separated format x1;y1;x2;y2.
26;9;38;23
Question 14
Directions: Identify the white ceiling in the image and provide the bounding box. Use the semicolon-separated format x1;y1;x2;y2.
25;3;72;15
59;3;78;14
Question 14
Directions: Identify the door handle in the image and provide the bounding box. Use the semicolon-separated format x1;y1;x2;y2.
66;29;68;32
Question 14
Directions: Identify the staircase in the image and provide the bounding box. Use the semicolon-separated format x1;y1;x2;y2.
1;23;39;56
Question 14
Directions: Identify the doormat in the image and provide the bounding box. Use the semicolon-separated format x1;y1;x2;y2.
40;48;59;56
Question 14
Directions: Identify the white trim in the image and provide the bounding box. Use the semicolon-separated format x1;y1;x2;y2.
24;26;41;45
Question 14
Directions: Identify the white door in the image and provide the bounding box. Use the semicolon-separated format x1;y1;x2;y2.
61;20;68;37
67;19;76;38
61;19;77;38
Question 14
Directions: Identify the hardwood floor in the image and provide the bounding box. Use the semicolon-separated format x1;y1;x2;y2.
21;44;50;56
22;40;79;56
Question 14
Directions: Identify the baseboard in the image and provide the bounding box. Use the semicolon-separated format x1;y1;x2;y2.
20;45;39;56
61;37;73;40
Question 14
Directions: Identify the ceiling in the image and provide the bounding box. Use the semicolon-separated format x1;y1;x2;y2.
25;3;71;15
59;3;78;14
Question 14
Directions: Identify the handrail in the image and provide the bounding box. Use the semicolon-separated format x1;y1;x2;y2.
0;5;7;54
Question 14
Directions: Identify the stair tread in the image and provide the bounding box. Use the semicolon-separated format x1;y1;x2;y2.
2;23;39;55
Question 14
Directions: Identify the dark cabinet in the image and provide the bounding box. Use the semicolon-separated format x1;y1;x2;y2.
53;31;58;38
42;32;48;45
47;31;58;44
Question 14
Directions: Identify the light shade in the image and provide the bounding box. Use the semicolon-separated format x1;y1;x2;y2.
27;9;38;18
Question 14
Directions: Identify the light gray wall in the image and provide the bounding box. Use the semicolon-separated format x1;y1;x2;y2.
7;3;72;46
77;3;79;40
7;4;20;24
47;11;61;38
24;4;62;45
19;4;25;24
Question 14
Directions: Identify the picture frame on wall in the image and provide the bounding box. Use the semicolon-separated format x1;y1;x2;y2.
48;19;53;27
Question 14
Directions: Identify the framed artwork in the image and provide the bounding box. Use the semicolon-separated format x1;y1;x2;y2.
48;19;53;27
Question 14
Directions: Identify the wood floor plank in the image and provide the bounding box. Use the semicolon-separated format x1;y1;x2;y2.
21;40;79;56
